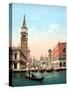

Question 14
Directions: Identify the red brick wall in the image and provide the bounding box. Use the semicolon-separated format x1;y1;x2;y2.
52;42;66;58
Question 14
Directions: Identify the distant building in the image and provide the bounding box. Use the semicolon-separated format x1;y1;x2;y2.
47;49;52;68
9;15;30;71
27;48;32;67
39;55;48;69
32;57;39;68
51;42;66;70
40;55;44;61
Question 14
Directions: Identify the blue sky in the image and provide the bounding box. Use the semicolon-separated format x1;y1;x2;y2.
11;3;66;59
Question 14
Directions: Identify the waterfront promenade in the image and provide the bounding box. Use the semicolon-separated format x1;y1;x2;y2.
11;67;66;72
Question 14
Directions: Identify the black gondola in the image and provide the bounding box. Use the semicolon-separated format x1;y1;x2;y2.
25;71;44;81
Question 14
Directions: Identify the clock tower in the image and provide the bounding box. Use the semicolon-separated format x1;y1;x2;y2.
21;15;28;58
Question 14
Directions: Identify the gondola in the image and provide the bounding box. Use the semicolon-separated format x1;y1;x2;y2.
25;72;44;81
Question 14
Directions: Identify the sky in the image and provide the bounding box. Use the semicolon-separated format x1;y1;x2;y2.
10;3;66;60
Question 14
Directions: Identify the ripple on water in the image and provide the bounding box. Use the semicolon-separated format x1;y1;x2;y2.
12;70;66;86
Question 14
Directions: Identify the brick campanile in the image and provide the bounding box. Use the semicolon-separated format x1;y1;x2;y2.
21;15;28;57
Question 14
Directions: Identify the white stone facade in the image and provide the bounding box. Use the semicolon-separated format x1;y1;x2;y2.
9;47;27;71
11;50;21;71
51;59;66;70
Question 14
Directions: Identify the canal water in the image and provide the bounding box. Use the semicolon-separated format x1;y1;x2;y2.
12;70;66;87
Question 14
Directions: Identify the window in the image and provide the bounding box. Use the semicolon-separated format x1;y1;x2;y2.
14;63;17;69
14;53;17;59
63;48;66;58
59;57;62;60
60;62;62;67
63;62;66;67
63;48;66;53
22;35;26;37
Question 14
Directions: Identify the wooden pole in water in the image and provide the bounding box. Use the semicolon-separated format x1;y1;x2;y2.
29;67;30;78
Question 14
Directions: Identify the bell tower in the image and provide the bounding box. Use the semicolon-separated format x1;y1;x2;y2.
21;15;28;57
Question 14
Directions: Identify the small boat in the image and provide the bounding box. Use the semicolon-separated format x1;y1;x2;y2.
25;72;44;81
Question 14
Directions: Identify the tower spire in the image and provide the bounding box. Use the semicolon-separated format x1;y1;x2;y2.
21;15;27;29
23;15;26;27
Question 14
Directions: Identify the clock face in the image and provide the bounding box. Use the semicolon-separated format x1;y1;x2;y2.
22;29;26;32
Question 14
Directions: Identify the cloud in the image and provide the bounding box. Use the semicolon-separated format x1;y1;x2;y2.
48;23;59;33
49;23;59;29
40;32;47;35
40;23;60;36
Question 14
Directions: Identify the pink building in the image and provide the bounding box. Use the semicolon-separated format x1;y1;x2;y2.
52;42;66;60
